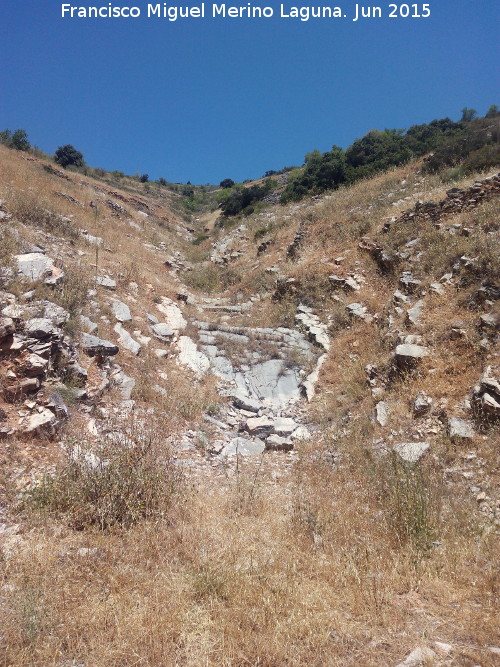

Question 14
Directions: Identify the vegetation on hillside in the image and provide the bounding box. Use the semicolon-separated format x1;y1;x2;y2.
0;128;31;152
3;104;498;223
280;106;500;202
54;144;85;169
218;179;275;217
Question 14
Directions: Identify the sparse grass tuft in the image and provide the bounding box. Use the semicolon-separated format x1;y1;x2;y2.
377;455;438;556
184;262;241;294
32;262;93;321
0;227;20;285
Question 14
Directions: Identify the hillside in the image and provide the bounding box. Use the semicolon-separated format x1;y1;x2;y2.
0;142;499;666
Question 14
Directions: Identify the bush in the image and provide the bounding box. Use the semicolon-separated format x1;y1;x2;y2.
20;426;183;530
219;178;235;189
139;173;149;183
220;181;273;216
54;144;84;169
345;129;412;179
422;116;500;173
460;143;500;173
192;233;209;245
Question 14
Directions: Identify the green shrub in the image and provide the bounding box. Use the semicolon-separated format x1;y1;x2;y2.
253;226;269;239
461;143;500;173
20;428;183;530
423;116;500;173
192;233;209;245
220;181;273;217
281;111;500;203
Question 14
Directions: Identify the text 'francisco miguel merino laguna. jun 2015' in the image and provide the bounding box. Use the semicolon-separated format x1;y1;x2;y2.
60;3;432;22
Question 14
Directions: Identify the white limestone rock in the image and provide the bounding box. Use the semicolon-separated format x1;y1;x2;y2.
95;275;116;290
222;437;266;457
111;299;132;322
113;323;141;355
177;336;210;377
246;416;274;436
15;253;63;285
156;297;187;331
22;408;57;435
151;322;175;342
393;441;430;463
375;401;388;427
448;417;475;442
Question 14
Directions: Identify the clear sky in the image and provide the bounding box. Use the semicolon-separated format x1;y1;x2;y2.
0;1;498;184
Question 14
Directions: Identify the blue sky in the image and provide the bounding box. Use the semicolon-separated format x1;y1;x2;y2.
0;1;498;183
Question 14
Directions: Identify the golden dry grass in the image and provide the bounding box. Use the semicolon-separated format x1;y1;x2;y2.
1;440;499;666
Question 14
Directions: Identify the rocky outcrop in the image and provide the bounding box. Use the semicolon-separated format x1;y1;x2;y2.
15;253;64;285
110;299;132;322
328;275;360;292
346;302;373;323
399;271;422;295
177;336;210;377
0;317;15;340
295;304;330;351
81;333;119;357
95;275;116;290
21;408;57;435
394;343;428;371
413;391;432;416
472;367;500;420
389;172;500;227
113;323;141;355
155;297;187;331
448;417;475;443
393;441;430;463
287;227;306;260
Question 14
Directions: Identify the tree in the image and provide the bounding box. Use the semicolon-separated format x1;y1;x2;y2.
11;129;30;151
0;130;12;146
54;144;84;168
461;107;477;122
219;178;235;189
304;149;322;165
139;173;149;182
0;128;30;151
485;104;499;118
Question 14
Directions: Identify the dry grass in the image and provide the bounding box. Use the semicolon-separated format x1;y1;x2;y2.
381;197;500;283
1;438;498;666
